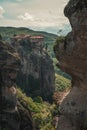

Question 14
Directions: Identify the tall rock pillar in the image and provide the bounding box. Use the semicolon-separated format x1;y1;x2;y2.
54;0;87;129
0;41;34;130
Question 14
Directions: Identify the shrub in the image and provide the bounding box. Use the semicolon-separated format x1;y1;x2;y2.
55;74;71;92
17;88;55;130
33;96;43;103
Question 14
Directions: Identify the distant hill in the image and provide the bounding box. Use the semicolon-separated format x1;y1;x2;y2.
0;26;57;42
0;26;58;59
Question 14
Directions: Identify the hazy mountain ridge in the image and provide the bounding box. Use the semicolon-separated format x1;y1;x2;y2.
0;26;57;42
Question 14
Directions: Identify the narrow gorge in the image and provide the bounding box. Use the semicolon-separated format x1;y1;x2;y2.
0;0;87;130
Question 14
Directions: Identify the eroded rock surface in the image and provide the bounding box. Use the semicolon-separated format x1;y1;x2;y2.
0;40;34;130
10;35;55;101
54;0;87;129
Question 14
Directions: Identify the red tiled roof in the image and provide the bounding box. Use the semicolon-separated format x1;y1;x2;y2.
30;36;44;39
12;34;44;40
13;34;31;40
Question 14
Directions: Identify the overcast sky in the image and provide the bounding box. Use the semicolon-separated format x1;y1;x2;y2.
0;0;70;34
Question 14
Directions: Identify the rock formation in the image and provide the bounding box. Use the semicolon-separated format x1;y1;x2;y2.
54;0;87;129
0;40;34;130
10;35;55;101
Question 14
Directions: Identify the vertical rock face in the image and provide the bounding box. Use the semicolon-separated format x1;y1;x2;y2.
54;0;87;129
11;36;55;101
0;41;20;130
0;41;34;130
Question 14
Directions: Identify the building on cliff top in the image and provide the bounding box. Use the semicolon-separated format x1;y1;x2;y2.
30;36;44;43
10;34;45;52
11;34;44;44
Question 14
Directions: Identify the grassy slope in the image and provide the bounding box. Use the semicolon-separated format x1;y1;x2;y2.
55;74;71;92
17;72;71;130
2;73;71;130
17;88;55;130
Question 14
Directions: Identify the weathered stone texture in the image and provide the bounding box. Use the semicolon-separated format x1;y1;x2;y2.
54;0;87;129
0;41;34;130
11;36;55;101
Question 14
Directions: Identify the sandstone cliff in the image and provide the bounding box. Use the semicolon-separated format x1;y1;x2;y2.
10;35;55;101
54;0;87;129
0;40;34;130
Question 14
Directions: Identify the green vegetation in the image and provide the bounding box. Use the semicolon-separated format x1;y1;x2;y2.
17;88;56;130
0;27;57;43
55;74;71;92
55;36;65;45
17;72;71;129
53;74;71;105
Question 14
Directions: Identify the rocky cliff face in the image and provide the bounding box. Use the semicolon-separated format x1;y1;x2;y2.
10;35;55;101
54;0;87;129
0;40;34;130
